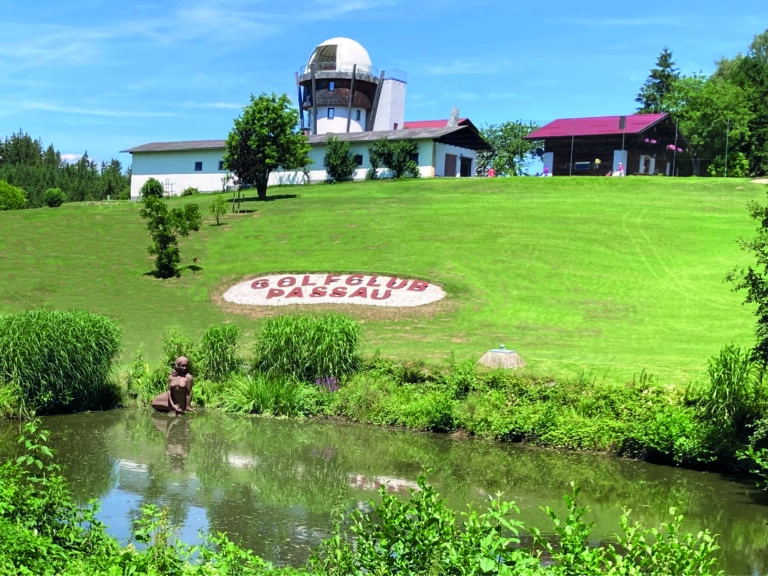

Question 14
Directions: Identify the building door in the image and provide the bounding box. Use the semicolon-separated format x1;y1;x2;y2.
444;154;457;177
460;157;473;177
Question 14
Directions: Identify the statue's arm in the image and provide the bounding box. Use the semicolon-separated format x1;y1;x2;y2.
186;376;194;411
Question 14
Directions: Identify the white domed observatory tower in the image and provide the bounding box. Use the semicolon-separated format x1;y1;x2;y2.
296;37;406;135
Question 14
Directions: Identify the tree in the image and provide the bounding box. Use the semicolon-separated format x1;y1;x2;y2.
324;135;358;182
224;93;311;201
636;48;680;114
726;190;768;366
367;138;419;179
477;121;541;176
140;177;164;199
138;178;200;278
209;196;228;225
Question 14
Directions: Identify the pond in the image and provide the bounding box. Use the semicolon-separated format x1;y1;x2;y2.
1;409;766;574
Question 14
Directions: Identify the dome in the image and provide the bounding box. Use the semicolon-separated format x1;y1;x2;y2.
306;37;372;74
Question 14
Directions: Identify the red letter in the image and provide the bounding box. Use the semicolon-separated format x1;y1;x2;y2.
408;280;429;292
278;276;296;287
285;287;303;298
251;278;269;289
325;274;340;285
387;277;408;289
266;288;284;299
349;287;367;298
346;275;364;285
367;276;381;287
311;286;327;297
371;289;392;300
331;287;347;297
301;275;316;286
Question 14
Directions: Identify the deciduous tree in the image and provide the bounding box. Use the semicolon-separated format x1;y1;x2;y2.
477;121;541;176
324;135;358;182
224;93;310;200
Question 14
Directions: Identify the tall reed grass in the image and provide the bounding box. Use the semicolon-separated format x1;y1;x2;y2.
254;314;361;382
218;373;317;416
0;310;122;415
198;324;242;381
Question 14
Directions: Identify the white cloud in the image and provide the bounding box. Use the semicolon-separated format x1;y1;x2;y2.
13;100;182;119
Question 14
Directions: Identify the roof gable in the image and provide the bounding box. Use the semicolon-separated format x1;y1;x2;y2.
525;114;668;139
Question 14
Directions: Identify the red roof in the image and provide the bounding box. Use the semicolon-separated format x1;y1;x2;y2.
525;113;668;139
403;118;471;129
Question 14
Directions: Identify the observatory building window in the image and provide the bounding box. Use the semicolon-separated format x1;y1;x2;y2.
218;161;224;171
327;108;335;119
355;110;361;121
353;154;363;166
329;81;335;91
194;161;203;171
409;152;419;164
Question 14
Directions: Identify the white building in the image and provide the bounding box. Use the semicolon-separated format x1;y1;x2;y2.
122;38;489;200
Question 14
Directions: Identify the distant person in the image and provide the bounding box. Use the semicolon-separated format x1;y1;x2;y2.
487;167;496;177
541;166;552;177
617;162;625;176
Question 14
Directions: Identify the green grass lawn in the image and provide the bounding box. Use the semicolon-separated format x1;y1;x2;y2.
1;176;764;385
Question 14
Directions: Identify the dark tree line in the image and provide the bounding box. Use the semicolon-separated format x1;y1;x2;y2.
0;131;130;208
637;29;768;176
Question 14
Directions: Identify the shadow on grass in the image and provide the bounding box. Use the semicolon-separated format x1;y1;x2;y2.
142;263;204;279
231;193;299;203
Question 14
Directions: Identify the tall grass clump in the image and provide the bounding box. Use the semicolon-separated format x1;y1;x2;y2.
218;373;317;416
0;310;122;415
254;314;361;382
198;324;242;381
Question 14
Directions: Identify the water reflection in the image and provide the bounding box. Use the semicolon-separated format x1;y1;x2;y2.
0;409;766;574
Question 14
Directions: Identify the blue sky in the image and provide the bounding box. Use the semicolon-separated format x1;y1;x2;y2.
2;0;766;168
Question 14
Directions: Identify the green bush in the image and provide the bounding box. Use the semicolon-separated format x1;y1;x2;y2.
695;343;763;436
367;138;420;179
323;135;358;182
181;186;199;196
183;202;202;231
0;180;26;210
198;324;242;381
209;195;228;225
140;177;164;199
218;373;317;416
43;187;66;207
0;310;122;415
255;314;362;381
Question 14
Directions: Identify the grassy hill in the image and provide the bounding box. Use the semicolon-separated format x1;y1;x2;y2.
0;176;763;385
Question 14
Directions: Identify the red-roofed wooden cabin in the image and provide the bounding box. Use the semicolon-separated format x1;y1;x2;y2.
525;113;687;176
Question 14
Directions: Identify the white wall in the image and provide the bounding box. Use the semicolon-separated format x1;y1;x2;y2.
372;79;406;131
129;137;475;198
130;149;228;199
313;107;366;134
434;143;476;177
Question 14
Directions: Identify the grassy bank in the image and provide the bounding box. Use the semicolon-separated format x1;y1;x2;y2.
0;177;762;385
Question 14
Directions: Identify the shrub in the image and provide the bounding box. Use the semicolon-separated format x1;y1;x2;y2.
255;314;362;381
181;186;199;196
209;195;228;225
198;324;242;381
0;310;122;415
43;187;66;207
324;135;358;182
218;373;317;416
695;343;763;436
0;180;26;210
183;203;202;231
367;138;420;179
139;195;201;278
140;177;164;199
161;326;198;375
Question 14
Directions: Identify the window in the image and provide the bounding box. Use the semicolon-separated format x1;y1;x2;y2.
353;154;363;166
409;152;419;164
328;108;335;119
329;81;335;91
393;122;398;130
194;161;203;171
574;161;591;171
355;109;361;121
218;161;224;171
